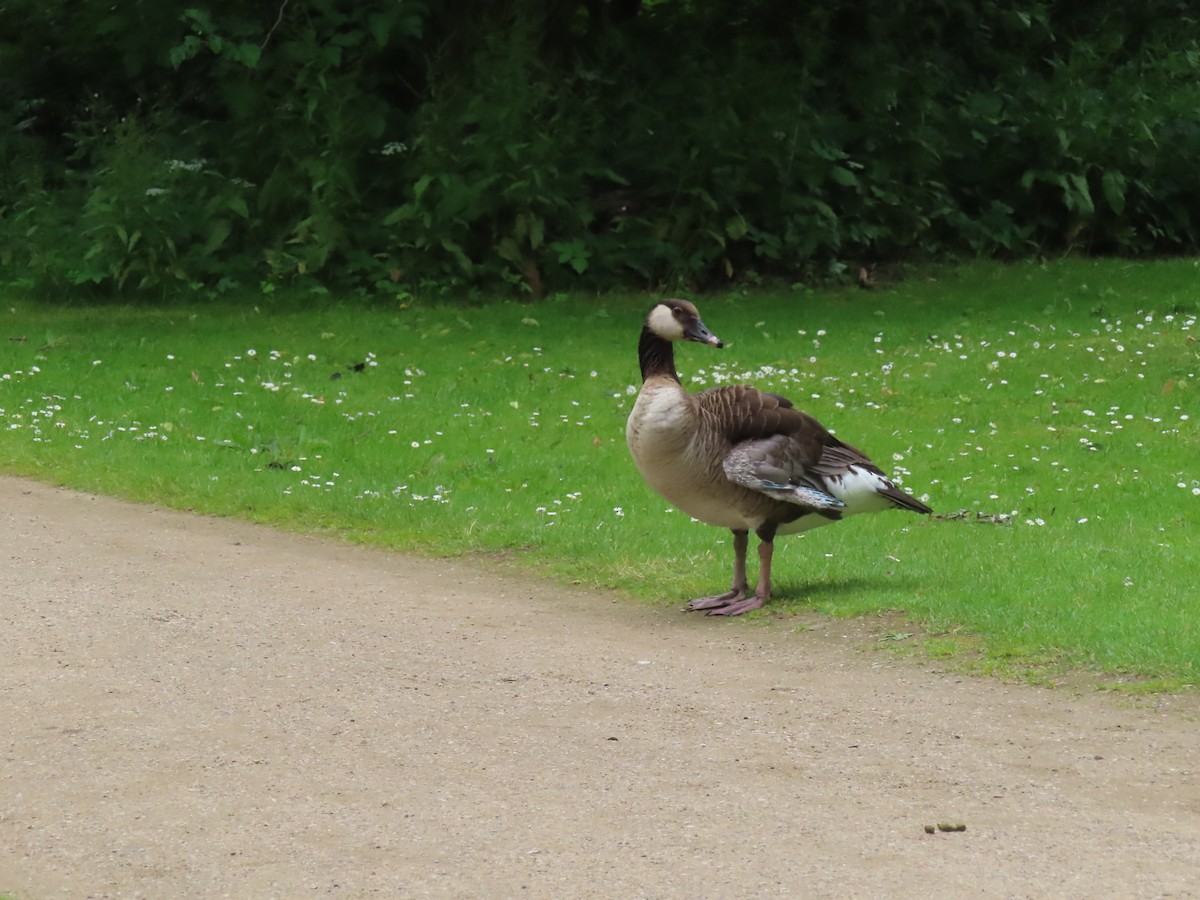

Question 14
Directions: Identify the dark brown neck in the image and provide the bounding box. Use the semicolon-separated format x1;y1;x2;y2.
638;327;680;383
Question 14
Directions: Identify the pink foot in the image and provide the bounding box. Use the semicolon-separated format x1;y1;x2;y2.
685;589;745;612
702;594;766;617
685;591;766;616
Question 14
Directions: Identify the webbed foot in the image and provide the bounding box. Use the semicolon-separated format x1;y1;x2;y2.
685;591;766;616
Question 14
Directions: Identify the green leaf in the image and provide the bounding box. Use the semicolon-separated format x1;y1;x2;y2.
549;240;589;274
182;7;216;33
1066;173;1094;215
169;35;203;69
687;187;718;211
597;168;630;186
231;42;261;69
368;12;394;47
204;219;233;253
1101;171;1126;215
440;238;473;273
811;139;847;162
812;200;837;221
830;167;858;187
412;174;434;202
725;215;749;241
496;237;522;264
385;207;424;234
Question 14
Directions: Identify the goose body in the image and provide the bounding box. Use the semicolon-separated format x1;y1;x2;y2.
626;299;931;616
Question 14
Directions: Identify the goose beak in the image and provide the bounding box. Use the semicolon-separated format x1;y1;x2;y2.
685;319;723;348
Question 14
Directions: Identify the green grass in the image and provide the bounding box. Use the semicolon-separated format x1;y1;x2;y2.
2;258;1198;683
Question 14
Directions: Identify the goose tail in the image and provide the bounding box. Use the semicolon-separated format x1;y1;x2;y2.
878;483;932;515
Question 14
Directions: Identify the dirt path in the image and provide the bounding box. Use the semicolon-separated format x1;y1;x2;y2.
2;477;1198;899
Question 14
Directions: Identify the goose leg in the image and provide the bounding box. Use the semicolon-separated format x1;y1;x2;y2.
685;529;750;612
697;524;776;617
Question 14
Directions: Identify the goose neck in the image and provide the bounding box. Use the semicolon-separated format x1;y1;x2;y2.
638;327;680;383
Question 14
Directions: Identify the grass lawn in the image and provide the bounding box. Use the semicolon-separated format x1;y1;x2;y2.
1;259;1197;685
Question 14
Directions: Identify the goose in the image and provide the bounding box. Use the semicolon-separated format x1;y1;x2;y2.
626;299;931;616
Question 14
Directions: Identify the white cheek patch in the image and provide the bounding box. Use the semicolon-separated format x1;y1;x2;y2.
647;304;686;341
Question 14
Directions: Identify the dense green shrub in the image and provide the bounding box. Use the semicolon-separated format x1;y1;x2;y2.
2;0;1199;298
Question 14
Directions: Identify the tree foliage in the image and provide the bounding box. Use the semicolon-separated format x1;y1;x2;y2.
2;0;1200;297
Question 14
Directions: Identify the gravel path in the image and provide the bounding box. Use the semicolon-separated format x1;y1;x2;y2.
2;477;1198;898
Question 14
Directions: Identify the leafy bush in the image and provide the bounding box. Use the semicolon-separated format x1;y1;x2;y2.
2;0;1200;298
382;25;618;295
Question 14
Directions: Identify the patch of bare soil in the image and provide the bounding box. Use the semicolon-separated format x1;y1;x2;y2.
2;477;1198;898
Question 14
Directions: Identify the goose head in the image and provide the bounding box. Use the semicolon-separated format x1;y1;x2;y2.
645;299;723;348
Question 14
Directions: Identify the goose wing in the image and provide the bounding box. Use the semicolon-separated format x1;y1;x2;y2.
699;384;931;515
697;385;844;510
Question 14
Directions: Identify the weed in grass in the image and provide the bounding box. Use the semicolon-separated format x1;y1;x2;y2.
0;259;1197;681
